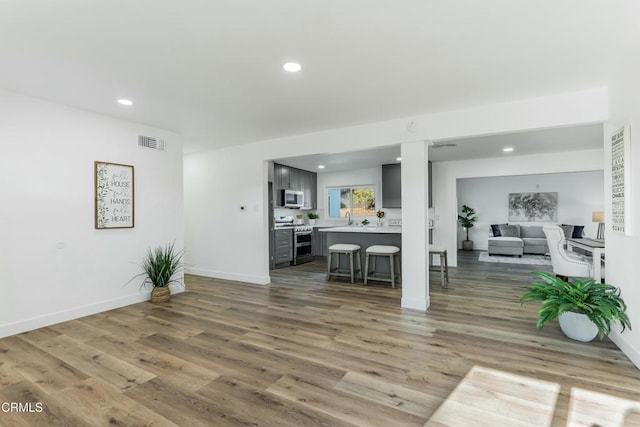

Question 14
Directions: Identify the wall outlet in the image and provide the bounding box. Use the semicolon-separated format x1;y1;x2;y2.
388;219;402;226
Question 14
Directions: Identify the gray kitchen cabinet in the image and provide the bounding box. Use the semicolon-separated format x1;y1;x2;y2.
273;162;317;209
273;163;283;206
302;171;317;209
274;229;293;265
380;162;432;209
280;164;291;190
310;173;317;209
312;228;328;257
382;163;402;208
289;167;302;191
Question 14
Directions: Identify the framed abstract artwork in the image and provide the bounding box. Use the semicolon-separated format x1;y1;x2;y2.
94;161;135;229
508;192;558;222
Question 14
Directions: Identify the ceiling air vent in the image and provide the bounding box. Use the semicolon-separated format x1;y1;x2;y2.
431;143;457;149
138;135;166;151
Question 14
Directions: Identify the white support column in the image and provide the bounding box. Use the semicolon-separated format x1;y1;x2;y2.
400;141;429;311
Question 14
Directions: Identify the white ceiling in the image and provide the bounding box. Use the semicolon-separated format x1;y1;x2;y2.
0;2;634;153
275;123;604;172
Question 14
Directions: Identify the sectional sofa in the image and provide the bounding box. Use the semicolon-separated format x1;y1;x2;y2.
487;224;584;257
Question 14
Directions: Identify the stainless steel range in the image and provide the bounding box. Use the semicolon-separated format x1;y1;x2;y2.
274;217;314;266
293;225;313;265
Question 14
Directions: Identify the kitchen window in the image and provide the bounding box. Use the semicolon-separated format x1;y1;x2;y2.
327;186;376;218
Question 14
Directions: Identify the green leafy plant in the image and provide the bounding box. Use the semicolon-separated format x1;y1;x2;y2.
376;210;385;219
361;219;370;226
137;242;185;289
307;212;320;219
520;271;631;340
457;205;477;241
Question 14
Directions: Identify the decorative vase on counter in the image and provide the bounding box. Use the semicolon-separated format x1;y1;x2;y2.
309;219;316;226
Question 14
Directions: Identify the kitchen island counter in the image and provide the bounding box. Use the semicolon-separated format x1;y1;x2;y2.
320;227;402;278
319;226;401;234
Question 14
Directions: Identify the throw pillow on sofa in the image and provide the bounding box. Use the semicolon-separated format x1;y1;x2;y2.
560;225;575;239
498;224;520;237
561;224;585;238
491;223;507;237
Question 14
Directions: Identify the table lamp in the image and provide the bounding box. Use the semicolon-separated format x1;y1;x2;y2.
592;211;604;239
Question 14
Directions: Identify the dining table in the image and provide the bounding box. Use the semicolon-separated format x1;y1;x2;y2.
566;238;605;282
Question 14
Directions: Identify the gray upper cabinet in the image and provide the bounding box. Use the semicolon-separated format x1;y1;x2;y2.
382;163;402;208
273;163;317;208
273;163;284;206
302;171;317;209
310;173;317;209
380;162;432;209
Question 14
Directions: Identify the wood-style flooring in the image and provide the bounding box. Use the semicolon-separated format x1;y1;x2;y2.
1;251;639;426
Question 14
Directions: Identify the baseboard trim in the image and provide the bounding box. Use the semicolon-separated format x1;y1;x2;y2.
186;267;270;285
401;296;430;312
609;332;640;370
0;291;165;339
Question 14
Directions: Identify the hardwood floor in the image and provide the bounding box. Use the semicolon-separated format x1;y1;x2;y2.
1;251;639;426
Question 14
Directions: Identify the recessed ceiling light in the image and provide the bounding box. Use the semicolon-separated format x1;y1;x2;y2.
503;147;514;152
396;157;402;161
117;99;133;106
283;62;302;72
317;165;325;169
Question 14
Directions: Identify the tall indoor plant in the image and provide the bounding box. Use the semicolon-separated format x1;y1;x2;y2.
457;204;477;250
136;241;185;303
520;271;631;341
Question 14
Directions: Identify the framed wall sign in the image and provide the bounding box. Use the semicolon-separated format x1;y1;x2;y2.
611;125;632;235
94;161;135;229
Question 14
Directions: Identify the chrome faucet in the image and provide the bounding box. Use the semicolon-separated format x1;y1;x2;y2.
345;211;353;225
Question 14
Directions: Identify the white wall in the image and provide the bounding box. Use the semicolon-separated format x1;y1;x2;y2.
184;146;271;284
456;171;604;250
184;88;607;316
0;89;184;338
432;149;604;266
603;0;640;369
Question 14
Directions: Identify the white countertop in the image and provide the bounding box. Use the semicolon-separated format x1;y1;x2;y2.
318;226;402;234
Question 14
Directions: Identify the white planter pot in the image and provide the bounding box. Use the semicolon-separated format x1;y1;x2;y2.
558;312;598;342
308;219;316;226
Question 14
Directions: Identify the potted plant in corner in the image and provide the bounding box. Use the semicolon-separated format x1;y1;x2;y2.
520;271;631;342
307;212;319;226
136;241;185;303
457;204;477;250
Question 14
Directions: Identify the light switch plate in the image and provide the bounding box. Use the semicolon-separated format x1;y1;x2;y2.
388;219;402;226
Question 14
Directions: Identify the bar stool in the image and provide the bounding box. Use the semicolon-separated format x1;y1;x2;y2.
429;245;449;286
364;245;401;288
327;244;362;283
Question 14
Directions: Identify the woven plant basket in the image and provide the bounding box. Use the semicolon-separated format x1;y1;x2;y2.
151;286;170;303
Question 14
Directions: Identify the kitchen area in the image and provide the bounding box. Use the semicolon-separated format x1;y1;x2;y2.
268;147;432;277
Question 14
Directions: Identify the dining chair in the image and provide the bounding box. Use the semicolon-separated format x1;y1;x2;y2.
542;225;592;279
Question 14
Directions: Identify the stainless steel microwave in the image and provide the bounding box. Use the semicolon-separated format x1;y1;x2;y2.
283;189;304;208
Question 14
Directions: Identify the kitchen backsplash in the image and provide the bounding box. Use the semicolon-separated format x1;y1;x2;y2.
274;207;402;226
